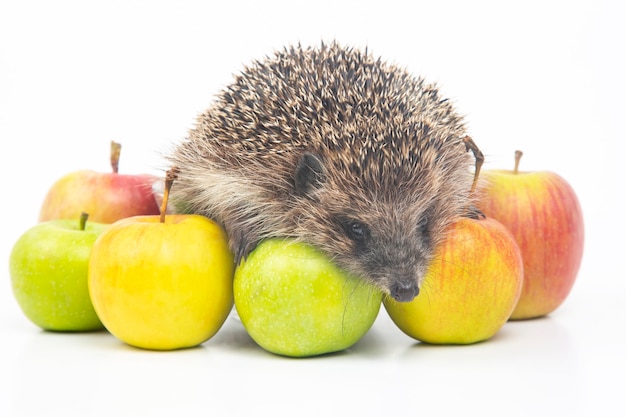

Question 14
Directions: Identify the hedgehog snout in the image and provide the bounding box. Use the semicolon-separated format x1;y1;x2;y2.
389;279;420;302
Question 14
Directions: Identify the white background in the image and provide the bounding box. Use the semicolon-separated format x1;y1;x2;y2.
1;1;624;416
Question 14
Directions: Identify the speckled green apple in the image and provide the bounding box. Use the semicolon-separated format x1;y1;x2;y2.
234;239;382;357
9;215;107;331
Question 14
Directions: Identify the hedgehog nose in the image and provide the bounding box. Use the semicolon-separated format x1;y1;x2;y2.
390;280;419;302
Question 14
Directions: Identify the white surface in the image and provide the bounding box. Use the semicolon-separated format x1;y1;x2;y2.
1;1;624;416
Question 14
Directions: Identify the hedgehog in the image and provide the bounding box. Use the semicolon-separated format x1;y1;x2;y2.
168;42;477;302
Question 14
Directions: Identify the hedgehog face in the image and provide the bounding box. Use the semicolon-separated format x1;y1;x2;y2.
333;211;430;302
292;152;458;302
305;193;451;303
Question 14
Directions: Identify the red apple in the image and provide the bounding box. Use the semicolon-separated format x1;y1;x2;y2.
39;141;160;223
476;150;584;319
384;216;523;344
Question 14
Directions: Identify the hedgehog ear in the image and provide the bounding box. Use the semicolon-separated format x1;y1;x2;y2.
295;153;325;195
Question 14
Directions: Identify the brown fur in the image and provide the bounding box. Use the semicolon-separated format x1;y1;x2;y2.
168;42;475;302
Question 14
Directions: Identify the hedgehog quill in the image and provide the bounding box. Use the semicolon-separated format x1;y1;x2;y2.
168;42;478;302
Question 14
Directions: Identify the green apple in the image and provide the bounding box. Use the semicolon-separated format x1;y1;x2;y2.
39;141;160;223
384;217;523;344
88;213;235;351
234;239;382;357
9;213;107;331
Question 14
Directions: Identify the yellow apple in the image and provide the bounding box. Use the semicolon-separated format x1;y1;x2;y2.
88;214;234;350
384;217;523;344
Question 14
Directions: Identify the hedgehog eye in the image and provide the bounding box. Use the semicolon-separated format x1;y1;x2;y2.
341;219;370;243
417;216;429;234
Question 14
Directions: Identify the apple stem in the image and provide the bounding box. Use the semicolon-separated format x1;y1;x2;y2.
110;141;122;174
79;212;89;231
160;167;179;223
463;135;484;195
514;150;523;174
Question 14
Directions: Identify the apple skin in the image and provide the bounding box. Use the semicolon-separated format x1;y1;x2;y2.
88;214;234;350
9;219;108;331
477;169;584;319
39;170;161;224
384;217;523;345
234;239;382;357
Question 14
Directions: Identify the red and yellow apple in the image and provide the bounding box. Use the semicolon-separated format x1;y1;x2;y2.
39;141;160;223
384;216;523;344
234;239;382;357
9;213;106;331
476;151;584;319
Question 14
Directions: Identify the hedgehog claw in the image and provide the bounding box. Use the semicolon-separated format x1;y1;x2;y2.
230;228;259;266
463;205;486;220
234;240;258;266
